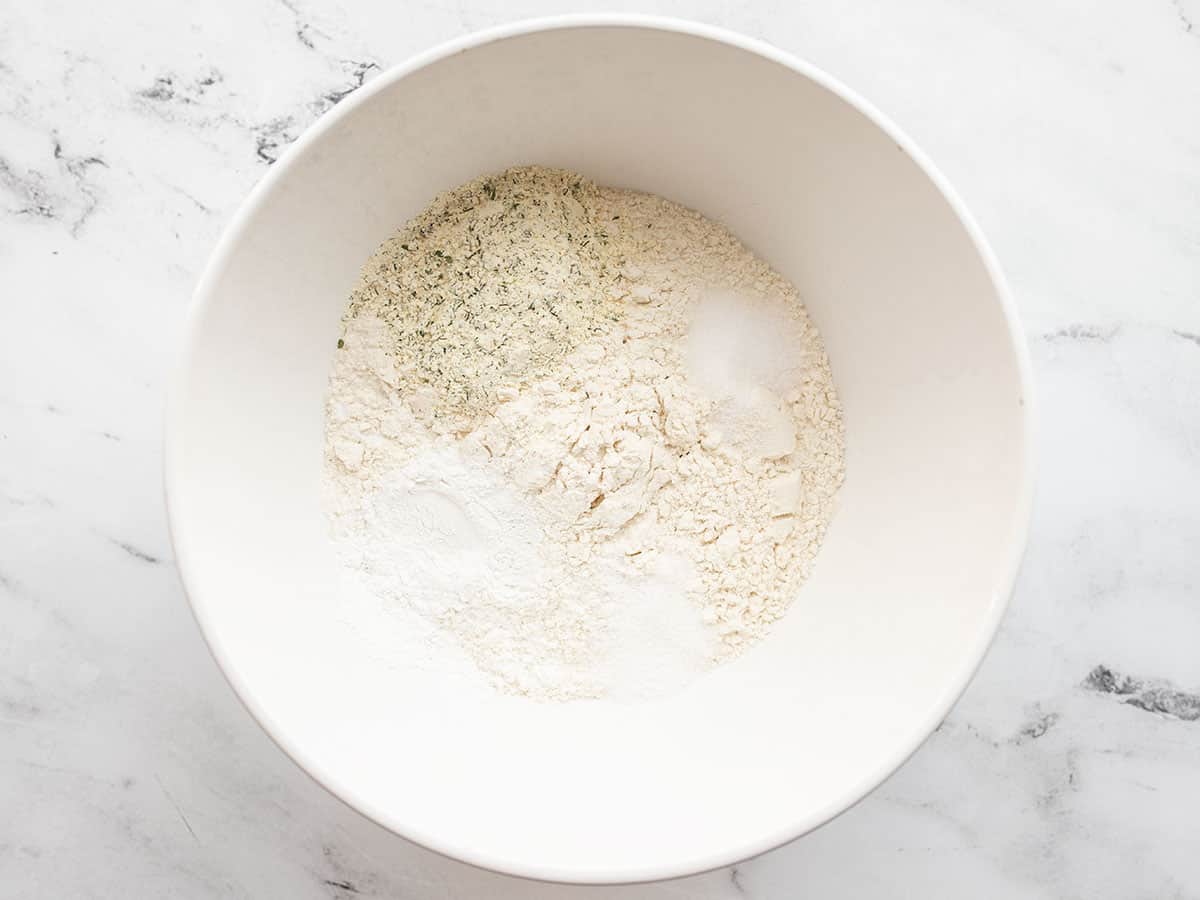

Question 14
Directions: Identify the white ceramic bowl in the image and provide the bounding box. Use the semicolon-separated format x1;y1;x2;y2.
167;16;1033;884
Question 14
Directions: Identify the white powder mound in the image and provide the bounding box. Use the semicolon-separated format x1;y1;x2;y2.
323;315;711;701
323;166;845;702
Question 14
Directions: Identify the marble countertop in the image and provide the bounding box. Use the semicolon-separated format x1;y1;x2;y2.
2;0;1198;896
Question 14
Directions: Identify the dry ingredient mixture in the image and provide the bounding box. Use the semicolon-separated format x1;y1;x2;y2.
323;167;845;702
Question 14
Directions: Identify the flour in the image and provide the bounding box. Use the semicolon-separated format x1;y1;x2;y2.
324;166;845;701
346;168;622;432
324;313;707;701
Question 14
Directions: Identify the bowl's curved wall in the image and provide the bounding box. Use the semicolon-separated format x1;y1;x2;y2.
167;19;1032;883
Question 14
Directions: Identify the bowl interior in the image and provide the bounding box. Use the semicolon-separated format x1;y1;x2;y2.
169;22;1029;882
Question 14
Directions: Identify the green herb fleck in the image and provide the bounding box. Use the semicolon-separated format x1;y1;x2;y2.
336;338;344;349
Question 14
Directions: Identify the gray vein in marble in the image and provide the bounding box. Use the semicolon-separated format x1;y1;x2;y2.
729;866;747;896
1014;710;1059;743
253;59;381;164
320;844;379;898
0;155;57;219
1038;748;1082;811
135;60;379;165
1084;665;1200;721
169;184;213;214
52;136;107;235
0;135;108;235
0;487;55;510
254;116;297;165
317;60;381;109
1173;329;1200;347
109;538;162;565
155;774;201;845
137;70;223;105
1042;323;1120;343
1173;0;1196;34
53;138;106;173
938;710;1073;752
0;570;20;595
17;760;120;787
277;0;331;50
1;696;42;724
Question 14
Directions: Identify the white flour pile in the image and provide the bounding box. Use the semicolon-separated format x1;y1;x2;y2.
323;167;844;702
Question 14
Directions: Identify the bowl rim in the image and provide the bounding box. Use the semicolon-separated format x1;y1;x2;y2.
165;12;1036;885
